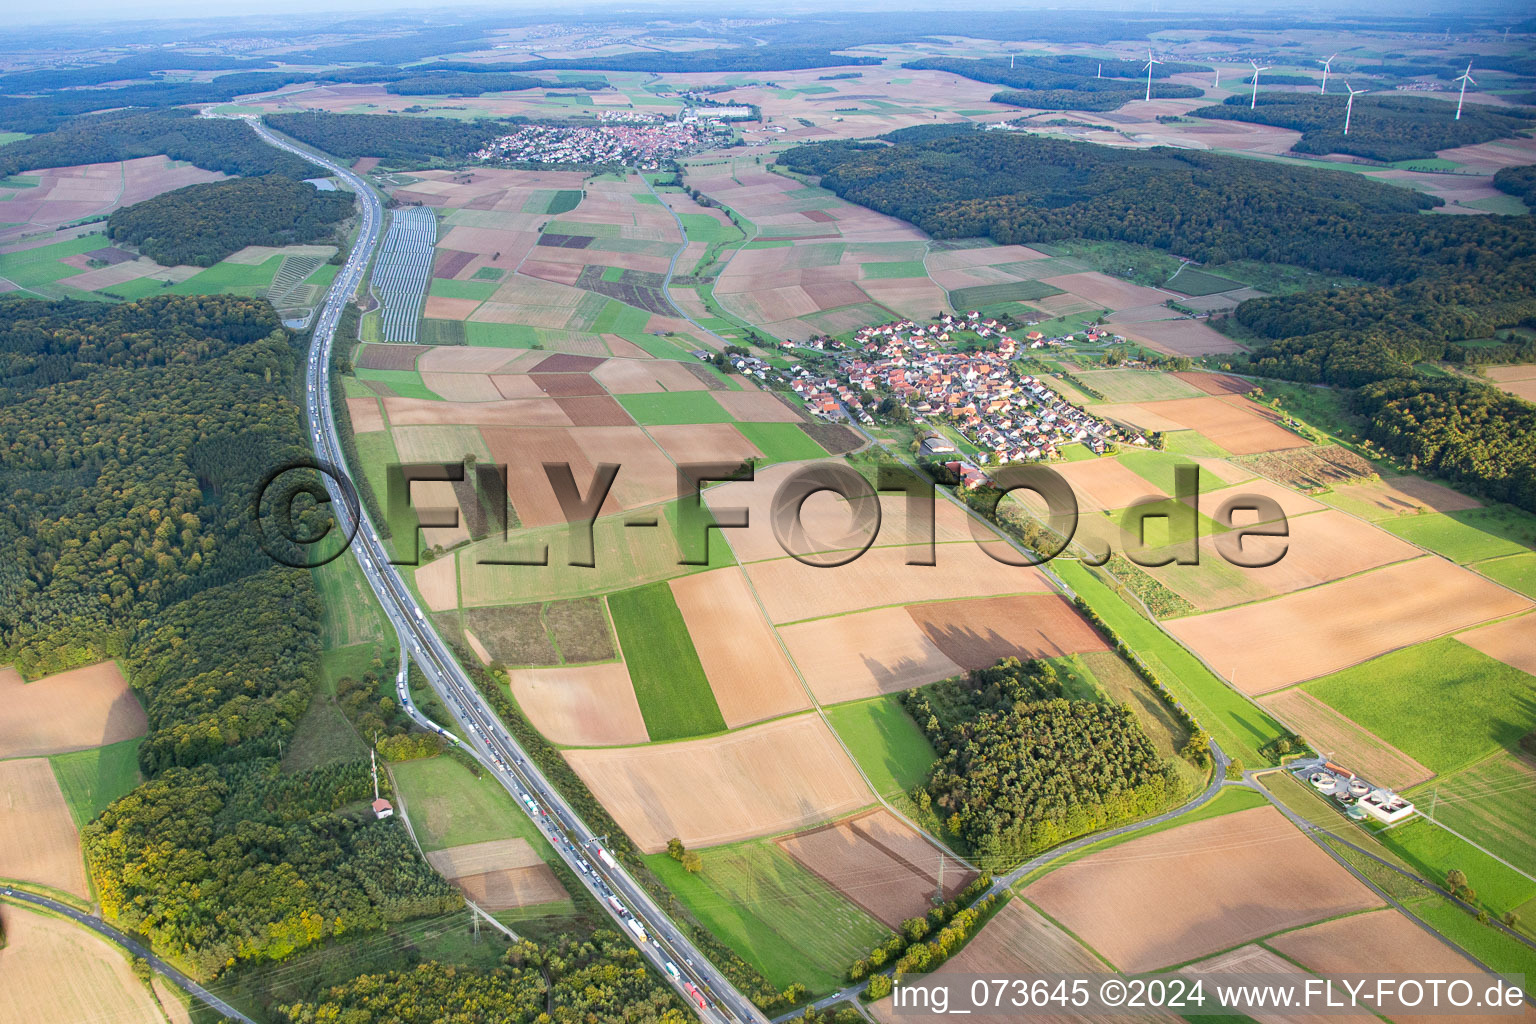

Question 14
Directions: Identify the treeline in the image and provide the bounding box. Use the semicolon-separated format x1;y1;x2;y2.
276;931;687;1024
265;112;506;163
1192;93;1536;162
906;56;1204;111
1494;165;1536;205
0;109;312;180
847;874;993;983
107;175;353;267
903;658;1179;868
337;663;444;762
385;73;605;96
1356;376;1536;511
0;295;459;976
864;894;1002;999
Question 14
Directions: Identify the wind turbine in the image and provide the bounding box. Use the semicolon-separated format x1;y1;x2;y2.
1248;59;1272;109
1343;81;1367;135
1144;49;1163;102
1319;53;1337;93
1454;61;1476;121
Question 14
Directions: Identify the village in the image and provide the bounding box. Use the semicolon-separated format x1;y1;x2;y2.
699;311;1148;477
472;111;739;168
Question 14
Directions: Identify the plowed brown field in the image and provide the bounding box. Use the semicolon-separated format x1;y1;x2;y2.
909;593;1109;670
780;606;965;704
1164;557;1532;693
563;714;871;851
1455;612;1536;677
0;758;89;898
0;662;145;758
669;568;810;727
1180;945;1379;1024
0;904;168;1024
425;839;566;909
1139;396;1309;455
1024;805;1381;971
778;809;972;927
346;397;385;432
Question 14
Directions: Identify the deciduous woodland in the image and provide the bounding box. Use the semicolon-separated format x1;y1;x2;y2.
0;295;458;977
264;111;508;164
0;109;313;178
781;132;1536;511
107;175;354;267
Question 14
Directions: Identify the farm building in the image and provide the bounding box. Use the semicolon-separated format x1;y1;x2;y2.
1299;762;1415;826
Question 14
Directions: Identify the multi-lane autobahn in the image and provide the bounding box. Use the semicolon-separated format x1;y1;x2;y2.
242;118;767;1024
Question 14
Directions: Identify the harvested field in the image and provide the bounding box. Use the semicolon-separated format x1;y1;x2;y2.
509;662;648;747
1139;396;1309;455
564;714;872;852
592;358;708;394
433;248;475;278
869;900;1176;1024
1091;402;1188;434
0;904;168;1024
1040;271;1170;309
425;838;565;910
0;758;89;898
388;424;490;464
418;372;504;403
356;343;427;370
669;568;810;728
345;397;385;433
1164;557;1532;693
1239;444;1376;492
1025;805;1382;972
1319;474;1481;520
1267;909;1533;1024
909;594;1109;670
483;425;615;528
1180;945;1379;1024
423;296;483;320
647;423;760;464
418;346;528;373
554;394;635;427
1146;509;1423;612
490;374;548;399
1456;612;1536;678
568;426;679;512
1045;457;1167;512
0;662;145;758
781;606;964;705
1259;688;1434;790
743;542;1053;624
382;396;572;427
414;552;458;612
542;597;615;664
1189;476;1324;521
1172;370;1254;395
1115;317;1243;357
712;390;805;423
778;809;973;928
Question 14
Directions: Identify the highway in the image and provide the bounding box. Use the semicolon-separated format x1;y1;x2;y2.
0;887;259;1024
239;117;767;1024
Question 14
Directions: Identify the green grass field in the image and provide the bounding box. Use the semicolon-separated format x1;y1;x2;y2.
1055;559;1287;766
49;738;143;827
1473;552;1536;599
1072;369;1206;403
428;278;498;301
616;390;733;425
607;582;726;740
1165;268;1243;296
824;695;937;801
679;213;740;243
169;254;283;297
1410;751;1536;878
354;367;443;401
283;697;367;773
1406;897;1536;979
1303;637;1536;775
861;260;930;279
735;421;827;463
645;839;889;994
463;321;541;347
0;232;103;292
1374;815;1536;919
392;754;556;855
311;553;392;650
948;280;1064;309
1378;506;1536;564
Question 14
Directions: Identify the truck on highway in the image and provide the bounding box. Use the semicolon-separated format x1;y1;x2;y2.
606;895;626;916
684;982;707;1010
664;962;680;981
625;918;647;943
596;846;618;870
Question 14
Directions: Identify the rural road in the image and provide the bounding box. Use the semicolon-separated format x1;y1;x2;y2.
237;116;766;1024
0;887;257;1024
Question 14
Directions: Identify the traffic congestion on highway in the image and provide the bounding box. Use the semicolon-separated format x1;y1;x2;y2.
241;117;764;1024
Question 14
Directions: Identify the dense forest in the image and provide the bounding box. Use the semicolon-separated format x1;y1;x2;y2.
903;658;1178;867
276;932;688;1024
780;131;1536;510
107;174;354;267
1494;164;1536;205
264;112;506;163
906;56;1204;111
1191;93;1536;162
0;109;313;179
0;295;458;976
384;72;603;96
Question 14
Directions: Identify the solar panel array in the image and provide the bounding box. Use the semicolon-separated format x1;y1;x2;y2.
373;207;438;343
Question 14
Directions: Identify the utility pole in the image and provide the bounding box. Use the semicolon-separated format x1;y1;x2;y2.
371;734;381;802
935;851;945;902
